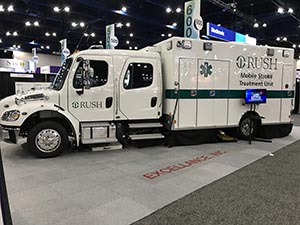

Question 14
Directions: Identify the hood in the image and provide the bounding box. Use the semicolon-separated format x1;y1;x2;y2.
0;89;60;112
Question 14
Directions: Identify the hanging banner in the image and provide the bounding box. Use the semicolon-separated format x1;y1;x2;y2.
60;39;70;65
184;0;202;39
106;24;118;49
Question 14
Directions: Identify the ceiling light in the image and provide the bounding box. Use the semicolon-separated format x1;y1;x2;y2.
99;41;103;44
298;44;300;48
64;6;70;12
71;22;77;27
262;23;267;27
121;7;127;12
91;33;95;37
41;46;45;49
283;37;287;41
166;7;172;13
129;46;132;50
52;32;57;36
25;21;31;26
172;22;177;27
80;22;85;27
45;32;50;36
53;6;60;12
168;33;172;37
7;5;14;12
13;32;18;36
0;5;4;12
288;8;293;14
176;7;181;13
161;34;165;37
17;45;21;48
116;22;123;28
126;40;130;44
130;33;133;37
84;33;89;37
277;7;284;14
276;37;280;41
46;46;50;49
13;44;16;48
293;44;296;48
34;21;39;26
0;39;2;43
217;24;221;26
6;31;11;36
253;23;259;28
134;47;138;50
126;22;131;27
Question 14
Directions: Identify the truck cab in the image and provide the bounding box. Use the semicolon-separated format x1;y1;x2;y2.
0;48;163;157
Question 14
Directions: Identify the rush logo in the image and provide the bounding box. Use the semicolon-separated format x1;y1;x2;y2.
143;150;228;180
236;55;278;70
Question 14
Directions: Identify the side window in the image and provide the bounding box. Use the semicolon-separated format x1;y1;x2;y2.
123;63;153;89
73;60;108;89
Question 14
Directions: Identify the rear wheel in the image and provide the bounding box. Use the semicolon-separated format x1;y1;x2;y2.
28;121;68;158
238;115;257;139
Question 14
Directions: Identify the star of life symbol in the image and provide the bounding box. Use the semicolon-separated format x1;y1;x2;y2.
200;62;213;77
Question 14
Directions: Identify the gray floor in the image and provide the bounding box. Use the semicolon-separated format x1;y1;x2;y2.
1;122;300;225
132;138;300;225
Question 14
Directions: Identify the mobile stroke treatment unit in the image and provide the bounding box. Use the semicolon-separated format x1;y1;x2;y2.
0;37;295;158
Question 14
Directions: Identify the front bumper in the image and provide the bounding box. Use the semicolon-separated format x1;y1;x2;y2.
0;126;20;144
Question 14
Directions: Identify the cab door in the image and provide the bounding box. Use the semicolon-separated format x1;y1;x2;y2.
68;56;114;122
118;58;160;120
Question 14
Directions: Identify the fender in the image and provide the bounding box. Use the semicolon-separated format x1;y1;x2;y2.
1;103;80;146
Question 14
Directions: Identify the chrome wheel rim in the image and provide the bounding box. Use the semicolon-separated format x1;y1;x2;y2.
35;129;61;153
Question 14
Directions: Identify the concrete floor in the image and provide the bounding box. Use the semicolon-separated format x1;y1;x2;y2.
1;125;300;225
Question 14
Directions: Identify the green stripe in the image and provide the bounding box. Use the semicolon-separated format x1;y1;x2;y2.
165;89;295;99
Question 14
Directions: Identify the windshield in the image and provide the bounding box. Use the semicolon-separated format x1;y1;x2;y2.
51;58;73;91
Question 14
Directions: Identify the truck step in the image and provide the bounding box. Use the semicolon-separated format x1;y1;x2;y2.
129;123;163;129
129;133;165;140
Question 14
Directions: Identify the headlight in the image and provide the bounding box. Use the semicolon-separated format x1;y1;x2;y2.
1;110;20;121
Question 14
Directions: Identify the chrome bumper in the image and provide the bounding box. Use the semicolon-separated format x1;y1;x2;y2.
0;126;20;144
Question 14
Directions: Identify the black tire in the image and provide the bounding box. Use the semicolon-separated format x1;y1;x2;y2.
27;121;68;158
238;115;258;140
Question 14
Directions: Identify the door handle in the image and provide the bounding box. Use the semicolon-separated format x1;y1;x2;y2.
151;97;157;107
106;97;113;108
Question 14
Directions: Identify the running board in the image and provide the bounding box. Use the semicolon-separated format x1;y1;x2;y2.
129;133;165;140
91;143;123;152
129;123;163;129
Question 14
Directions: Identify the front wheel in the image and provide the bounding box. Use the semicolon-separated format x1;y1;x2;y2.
28;121;68;158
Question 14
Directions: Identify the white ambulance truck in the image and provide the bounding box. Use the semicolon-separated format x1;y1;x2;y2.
0;37;295;157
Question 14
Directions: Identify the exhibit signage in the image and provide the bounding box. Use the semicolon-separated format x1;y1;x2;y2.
106;24;118;49
184;0;202;39
207;22;235;42
0;59;28;72
207;22;257;45
60;39;70;64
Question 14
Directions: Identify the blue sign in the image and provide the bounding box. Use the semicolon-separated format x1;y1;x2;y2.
207;23;235;42
235;32;246;43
